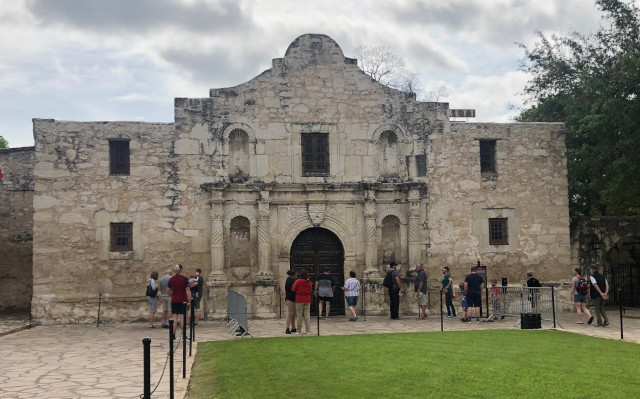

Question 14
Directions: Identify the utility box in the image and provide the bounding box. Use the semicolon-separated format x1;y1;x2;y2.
521;313;541;329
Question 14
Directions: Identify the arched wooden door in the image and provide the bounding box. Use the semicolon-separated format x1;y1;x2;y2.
290;228;345;316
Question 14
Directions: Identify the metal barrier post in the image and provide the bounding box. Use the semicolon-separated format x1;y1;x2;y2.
169;318;174;399
189;298;194;356
619;288;624;340
440;289;443;332
97;293;102;328
551;286;557;328
142;337;151;399
182;304;187;378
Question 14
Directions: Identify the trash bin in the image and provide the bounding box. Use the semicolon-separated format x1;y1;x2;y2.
521;313;541;329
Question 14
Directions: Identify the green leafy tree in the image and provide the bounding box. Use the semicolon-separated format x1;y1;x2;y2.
517;0;640;219
0;136;7;149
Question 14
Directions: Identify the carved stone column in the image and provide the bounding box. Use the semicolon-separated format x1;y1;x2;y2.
208;195;226;283
363;189;379;278
408;188;422;267
255;190;274;281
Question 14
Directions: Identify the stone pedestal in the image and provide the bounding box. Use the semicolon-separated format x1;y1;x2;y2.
252;281;277;318
205;281;230;319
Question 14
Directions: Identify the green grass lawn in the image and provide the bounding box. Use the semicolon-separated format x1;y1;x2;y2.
188;330;639;399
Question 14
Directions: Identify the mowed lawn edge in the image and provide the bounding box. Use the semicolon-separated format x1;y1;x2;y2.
188;330;639;399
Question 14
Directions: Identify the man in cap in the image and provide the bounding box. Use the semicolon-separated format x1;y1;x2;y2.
589;264;609;327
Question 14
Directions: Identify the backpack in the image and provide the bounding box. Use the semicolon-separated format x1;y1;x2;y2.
382;271;394;289
146;283;157;297
576;278;589;295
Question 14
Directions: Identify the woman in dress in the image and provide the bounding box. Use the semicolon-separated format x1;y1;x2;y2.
291;269;312;335
343;271;361;321
571;268;593;325
147;271;159;328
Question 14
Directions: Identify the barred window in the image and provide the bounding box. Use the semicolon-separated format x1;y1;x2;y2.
302;133;329;175
110;140;130;175
480;140;496;173
110;223;133;251
489;218;508;245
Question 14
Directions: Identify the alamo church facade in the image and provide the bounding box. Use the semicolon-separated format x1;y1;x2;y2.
0;34;570;323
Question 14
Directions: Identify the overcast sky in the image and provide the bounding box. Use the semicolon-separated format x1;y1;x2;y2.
0;0;619;148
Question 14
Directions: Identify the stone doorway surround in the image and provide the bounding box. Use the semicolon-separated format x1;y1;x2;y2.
290;227;345;316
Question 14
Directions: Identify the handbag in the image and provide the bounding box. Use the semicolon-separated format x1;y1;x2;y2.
146;283;157;297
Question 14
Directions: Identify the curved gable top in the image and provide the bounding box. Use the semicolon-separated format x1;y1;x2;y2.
284;34;350;68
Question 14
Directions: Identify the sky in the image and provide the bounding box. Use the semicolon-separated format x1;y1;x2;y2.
0;0;618;148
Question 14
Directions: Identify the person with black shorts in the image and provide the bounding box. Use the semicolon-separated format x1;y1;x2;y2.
167;263;192;339
464;266;485;323
315;267;335;318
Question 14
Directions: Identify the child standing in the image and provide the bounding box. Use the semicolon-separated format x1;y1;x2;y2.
459;283;468;323
490;279;501;314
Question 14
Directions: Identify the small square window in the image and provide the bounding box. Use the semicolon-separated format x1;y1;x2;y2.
480;140;496;174
110;223;133;251
110;141;130;175
301;133;330;175
489;218;508;245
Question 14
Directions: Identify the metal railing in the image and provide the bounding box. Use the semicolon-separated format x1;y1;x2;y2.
224;290;253;338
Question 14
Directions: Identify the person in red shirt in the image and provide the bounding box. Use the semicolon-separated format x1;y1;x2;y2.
167;263;192;338
291;269;312;335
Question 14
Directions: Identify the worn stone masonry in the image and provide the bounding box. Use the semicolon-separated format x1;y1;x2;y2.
0;147;34;313
17;33;571;323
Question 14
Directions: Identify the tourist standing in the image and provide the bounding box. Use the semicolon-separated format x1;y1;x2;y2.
167;264;192;339
414;264;428;319
441;266;456;319
589;264;609;327
146;271;159;328
158;268;172;328
292;269;312;335
315;267;335;318
526;272;542;313
343;271;361;321
463;266;484;323
571;268;593;325
388;262;403;320
459;283;468;322
284;269;297;334
190;269;204;326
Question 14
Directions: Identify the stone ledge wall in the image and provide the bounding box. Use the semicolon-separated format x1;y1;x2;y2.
427;122;571;287
0;147;35;313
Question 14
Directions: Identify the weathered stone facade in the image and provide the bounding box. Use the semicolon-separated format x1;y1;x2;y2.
0;147;34;313
20;34;571;323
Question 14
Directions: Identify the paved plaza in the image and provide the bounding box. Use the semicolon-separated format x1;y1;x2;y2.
0;311;638;398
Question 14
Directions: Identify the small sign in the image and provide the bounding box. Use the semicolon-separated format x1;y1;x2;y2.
449;109;476;118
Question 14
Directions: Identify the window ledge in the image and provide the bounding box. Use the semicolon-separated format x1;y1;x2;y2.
109;251;134;260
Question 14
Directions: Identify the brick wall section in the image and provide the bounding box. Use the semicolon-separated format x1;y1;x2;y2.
0;147;35;313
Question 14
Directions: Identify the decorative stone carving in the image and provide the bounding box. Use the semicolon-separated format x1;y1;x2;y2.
307;203;326;226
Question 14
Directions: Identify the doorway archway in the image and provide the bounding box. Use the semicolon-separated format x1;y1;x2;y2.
289;227;345;316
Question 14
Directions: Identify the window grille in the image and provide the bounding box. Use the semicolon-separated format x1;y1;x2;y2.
110;223;133;251
301;133;329;175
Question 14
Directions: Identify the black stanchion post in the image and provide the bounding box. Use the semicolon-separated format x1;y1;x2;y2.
169;318;174;399
440;289;443;332
551;286;556;329
189;298;194;356
182;303;187;378
97;293;102;328
142;337;151;399
483;286;488;318
619;288;624;340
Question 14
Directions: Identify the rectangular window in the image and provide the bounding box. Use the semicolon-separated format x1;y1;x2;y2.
301;133;329;175
489;218;508;245
110;140;130;175
110;223;133;251
480;140;496;173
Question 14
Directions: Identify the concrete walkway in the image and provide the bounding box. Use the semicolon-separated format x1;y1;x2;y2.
0;310;638;398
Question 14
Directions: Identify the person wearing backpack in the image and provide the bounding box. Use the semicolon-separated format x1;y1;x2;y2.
570;268;593;325
386;262;404;319
146;271;159;328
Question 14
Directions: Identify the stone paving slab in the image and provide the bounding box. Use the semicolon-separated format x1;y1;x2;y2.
0;311;637;399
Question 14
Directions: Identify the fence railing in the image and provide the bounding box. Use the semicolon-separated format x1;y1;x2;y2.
224;290;253;338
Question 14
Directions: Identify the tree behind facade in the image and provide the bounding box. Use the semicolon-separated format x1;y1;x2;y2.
0;136;7;148
517;0;640;219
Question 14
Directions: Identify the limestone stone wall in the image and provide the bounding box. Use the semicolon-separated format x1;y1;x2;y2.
0;147;34;313
427;122;571;290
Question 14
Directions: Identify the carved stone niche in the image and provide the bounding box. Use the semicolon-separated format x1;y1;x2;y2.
308;203;326;226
